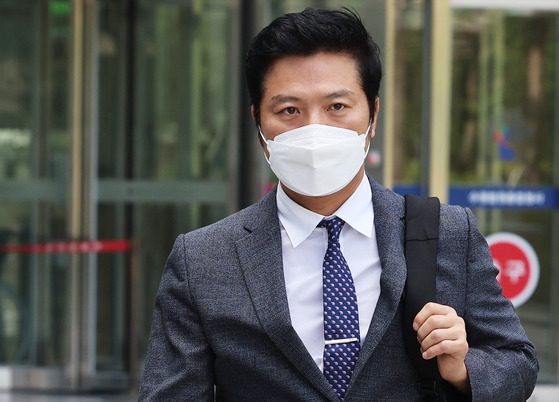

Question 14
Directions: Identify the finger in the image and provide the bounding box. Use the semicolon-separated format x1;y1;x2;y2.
421;334;468;360
413;302;457;331
416;313;460;342
419;326;466;358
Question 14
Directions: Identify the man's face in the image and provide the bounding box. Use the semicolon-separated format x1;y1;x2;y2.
256;51;376;150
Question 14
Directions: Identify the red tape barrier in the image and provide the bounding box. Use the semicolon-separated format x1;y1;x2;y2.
0;240;131;254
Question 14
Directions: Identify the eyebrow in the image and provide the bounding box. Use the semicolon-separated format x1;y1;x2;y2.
325;89;356;99
270;94;301;104
269;90;355;104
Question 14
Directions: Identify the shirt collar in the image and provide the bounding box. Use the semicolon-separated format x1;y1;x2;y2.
277;175;374;248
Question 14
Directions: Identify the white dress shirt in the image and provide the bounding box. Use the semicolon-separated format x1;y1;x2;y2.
277;174;382;371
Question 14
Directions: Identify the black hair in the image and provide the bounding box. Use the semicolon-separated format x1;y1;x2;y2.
245;8;382;124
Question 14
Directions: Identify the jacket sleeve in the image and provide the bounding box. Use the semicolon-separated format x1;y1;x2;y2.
457;208;538;402
138;235;215;401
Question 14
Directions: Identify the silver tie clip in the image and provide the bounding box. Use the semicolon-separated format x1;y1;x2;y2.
324;337;359;345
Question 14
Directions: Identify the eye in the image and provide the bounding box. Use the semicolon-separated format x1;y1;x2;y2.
329;103;345;111
281;106;298;115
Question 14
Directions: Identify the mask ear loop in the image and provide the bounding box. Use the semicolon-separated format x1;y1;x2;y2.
364;118;373;154
365;117;373;136
258;126;271;164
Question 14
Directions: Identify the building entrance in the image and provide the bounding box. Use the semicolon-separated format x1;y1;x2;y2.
0;0;238;391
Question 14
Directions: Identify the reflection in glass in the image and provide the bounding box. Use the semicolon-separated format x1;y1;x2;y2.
450;8;559;382
97;0;236;374
0;1;70;366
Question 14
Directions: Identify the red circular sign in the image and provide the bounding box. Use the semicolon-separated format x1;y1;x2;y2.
486;233;539;307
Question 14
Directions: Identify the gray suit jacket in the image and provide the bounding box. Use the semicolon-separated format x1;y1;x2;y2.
139;176;538;401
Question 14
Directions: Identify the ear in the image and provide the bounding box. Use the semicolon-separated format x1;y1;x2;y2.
252;106;268;150
251;105;257;122
370;97;380;139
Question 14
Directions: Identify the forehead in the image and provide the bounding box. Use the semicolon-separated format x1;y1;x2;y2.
262;52;362;99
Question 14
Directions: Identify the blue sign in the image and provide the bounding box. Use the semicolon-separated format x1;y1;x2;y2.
393;185;559;209
449;186;559;209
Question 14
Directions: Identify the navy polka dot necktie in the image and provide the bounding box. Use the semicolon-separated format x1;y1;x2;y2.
319;217;360;401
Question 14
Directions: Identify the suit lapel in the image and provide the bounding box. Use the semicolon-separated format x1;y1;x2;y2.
235;189;338;401
351;177;407;382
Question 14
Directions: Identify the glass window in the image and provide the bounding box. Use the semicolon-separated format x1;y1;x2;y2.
96;0;239;374
391;0;424;185
0;0;71;366
450;8;559;382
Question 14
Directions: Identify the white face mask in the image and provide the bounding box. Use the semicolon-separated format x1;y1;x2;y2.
259;122;372;197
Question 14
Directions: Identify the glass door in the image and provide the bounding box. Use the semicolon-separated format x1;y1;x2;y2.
0;0;71;375
4;0;244;391
449;2;559;384
96;0;241;386
0;0;131;391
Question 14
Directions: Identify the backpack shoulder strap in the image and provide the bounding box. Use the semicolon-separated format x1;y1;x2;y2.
403;194;443;400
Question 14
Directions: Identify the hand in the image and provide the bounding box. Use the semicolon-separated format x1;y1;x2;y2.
413;302;471;394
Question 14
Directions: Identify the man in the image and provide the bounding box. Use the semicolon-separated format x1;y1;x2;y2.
139;8;538;401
